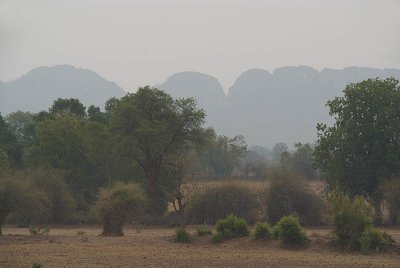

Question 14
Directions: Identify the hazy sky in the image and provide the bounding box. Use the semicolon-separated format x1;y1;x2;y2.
1;0;399;92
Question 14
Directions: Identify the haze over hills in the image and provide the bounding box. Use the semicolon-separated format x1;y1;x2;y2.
159;66;400;147
2;64;400;147
0;65;125;115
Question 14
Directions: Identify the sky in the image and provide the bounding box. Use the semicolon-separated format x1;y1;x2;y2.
1;0;399;93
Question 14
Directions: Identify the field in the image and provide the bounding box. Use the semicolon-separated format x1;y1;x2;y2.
1;225;400;268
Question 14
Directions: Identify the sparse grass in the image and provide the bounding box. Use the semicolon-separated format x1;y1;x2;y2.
196;225;213;236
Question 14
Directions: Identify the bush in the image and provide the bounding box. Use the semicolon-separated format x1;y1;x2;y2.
265;178;325;226
273;215;307;244
175;227;190;243
32;262;43;268
211;232;224;243
254;222;271;240
196;225;212;236
28;226;50;235
96;182;147;236
331;194;395;252
212;214;249;243
187;183;260;224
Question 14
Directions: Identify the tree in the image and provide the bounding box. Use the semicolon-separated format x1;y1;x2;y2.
199;134;247;179
87;105;107;124
50;98;86;117
280;143;318;180
5;111;36;146
272;142;288;162
0;114;22;168
96;182;146;236
111;87;206;216
314;78;400;224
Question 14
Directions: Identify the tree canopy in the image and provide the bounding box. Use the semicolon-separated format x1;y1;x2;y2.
314;77;400;223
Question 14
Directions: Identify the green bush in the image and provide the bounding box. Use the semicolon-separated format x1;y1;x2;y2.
331;194;395;252
196;225;212;236
254;222;271;240
32;262;43;268
175;227;191;243
273;215;307;244
212;214;249;243
265;178;325;226
187;184;259;224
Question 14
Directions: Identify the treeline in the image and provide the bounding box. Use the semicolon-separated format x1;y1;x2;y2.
1;86;274;228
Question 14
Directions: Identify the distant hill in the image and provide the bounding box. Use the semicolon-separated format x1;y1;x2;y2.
0;65;125;115
158;71;227;128
3;65;400;147
161;66;400;147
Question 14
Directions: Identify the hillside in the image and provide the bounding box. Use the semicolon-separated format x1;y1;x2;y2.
0;65;125;115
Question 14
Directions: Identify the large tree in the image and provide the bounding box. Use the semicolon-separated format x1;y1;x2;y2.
111;86;205;216
314;78;400;224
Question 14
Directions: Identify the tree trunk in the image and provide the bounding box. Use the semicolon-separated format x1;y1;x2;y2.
373;199;383;226
177;194;186;228
0;222;2;236
148;174;160;217
101;212;124;236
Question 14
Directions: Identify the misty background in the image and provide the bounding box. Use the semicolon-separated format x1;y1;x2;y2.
1;0;400;147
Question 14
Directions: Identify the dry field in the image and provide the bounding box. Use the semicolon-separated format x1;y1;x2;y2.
1;225;400;268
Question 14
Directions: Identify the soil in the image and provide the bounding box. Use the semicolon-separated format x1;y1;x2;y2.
1;225;400;267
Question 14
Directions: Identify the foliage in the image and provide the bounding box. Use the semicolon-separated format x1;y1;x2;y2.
111;86;206;216
314;78;400;224
254;222;271;239
50;98;86;117
272;215;307;244
212;214;249;242
196;225;213;236
175;227;191;243
0;176;50;234
28;225;50;235
187;183;259;224
280;143;318;180
382;179;400;226
31;262;43;268
272;142;288;162
265;178;325;225
5;111;36;146
198;133;247;179
96;182;147;236
0;114;22;168
331;194;372;246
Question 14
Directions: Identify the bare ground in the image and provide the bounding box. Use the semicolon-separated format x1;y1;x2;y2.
1;225;400;268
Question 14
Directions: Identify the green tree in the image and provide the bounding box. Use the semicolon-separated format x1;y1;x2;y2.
50;98;86;117
280;143;318;180
111;87;205;216
87;105;107;124
314;78;400;224
0;114;22;168
5;111;36;146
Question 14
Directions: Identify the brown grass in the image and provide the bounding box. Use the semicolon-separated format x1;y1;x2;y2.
1;225;400;267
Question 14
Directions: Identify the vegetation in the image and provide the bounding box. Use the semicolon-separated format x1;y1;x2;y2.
212;214;249;243
196;225;213;236
96;182;147;236
265;178;324;225
272;215;307;245
330;194;395;252
175;227;191;243
254;222;271;240
187;183;259;224
382;179;400;226
314;78;400;224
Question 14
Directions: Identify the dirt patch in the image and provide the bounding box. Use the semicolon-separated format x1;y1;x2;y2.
1;225;399;267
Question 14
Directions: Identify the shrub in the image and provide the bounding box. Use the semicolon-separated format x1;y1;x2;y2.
273;215;307;244
331;194;395;252
212;214;249;243
254;222;271;240
265;178;325;226
96;182;147;236
196;225;213;236
28;226;50;235
32;262;43;268
187;183;259;224
211;232;224;243
175;227;190;243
